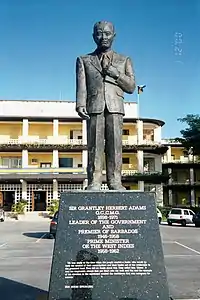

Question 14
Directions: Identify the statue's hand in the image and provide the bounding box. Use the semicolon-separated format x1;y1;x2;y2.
106;65;120;80
77;107;90;120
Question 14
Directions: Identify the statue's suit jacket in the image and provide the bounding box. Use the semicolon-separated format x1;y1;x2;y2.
76;50;135;115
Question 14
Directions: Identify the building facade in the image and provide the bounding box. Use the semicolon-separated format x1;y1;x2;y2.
162;141;200;207
0;100;168;212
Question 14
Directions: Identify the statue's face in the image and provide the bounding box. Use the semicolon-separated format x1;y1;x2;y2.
93;22;115;51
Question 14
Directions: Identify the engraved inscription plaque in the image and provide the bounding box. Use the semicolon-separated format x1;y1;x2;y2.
48;191;170;300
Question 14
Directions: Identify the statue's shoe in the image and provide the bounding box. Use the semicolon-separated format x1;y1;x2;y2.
108;184;126;191
86;183;101;191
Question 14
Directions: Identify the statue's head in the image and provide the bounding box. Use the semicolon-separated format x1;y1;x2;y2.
93;21;116;51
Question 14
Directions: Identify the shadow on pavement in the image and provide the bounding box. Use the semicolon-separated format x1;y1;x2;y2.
23;232;49;239
0;277;48;300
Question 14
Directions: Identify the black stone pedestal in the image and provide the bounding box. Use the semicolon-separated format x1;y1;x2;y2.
48;191;170;300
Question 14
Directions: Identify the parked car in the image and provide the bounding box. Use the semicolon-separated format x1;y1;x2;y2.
192;212;200;227
49;211;58;238
157;208;162;224
0;208;5;222
167;208;195;226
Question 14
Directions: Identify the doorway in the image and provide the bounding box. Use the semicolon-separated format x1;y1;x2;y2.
2;191;15;211
33;191;47;211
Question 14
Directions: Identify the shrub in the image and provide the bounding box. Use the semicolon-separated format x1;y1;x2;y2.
11;199;27;215
47;199;59;216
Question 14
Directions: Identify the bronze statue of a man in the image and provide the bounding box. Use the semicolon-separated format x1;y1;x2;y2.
76;21;135;191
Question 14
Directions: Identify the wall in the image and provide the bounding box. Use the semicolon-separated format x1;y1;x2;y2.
122;154;137;170
0;122;22;138
122;124;137;141
0;100;137;119
171;147;185;160
59;123;82;137
28;153;53;167
29;123;53;138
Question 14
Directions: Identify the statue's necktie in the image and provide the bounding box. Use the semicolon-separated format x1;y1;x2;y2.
101;54;110;70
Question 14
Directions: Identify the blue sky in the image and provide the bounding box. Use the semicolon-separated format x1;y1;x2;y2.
0;0;199;138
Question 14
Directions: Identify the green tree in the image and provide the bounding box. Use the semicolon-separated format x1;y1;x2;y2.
176;114;200;155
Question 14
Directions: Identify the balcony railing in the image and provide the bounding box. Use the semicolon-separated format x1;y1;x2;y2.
0;137;83;145
0;136;165;146
0;167;86;174
162;157;198;164
0;167;158;176
161;139;181;145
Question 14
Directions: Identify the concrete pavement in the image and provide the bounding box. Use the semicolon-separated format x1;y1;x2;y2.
0;221;200;299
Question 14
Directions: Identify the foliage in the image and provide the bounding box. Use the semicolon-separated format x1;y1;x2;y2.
11;199;27;215
0;143;168;155
177;114;200;155
158;206;200;216
0;143;87;151
47;199;59;216
157;206;172;218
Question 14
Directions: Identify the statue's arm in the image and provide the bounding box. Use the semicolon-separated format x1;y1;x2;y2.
116;57;136;94
76;57;87;111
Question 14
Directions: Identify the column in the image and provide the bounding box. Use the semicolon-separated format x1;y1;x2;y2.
166;146;171;162
82;151;87;171
168;167;173;205
83;179;88;190
155;184;163;206
53;119;59;137
137;150;143;172
154;126;161;143
82;120;87;171
137;150;144;191
190;167;194;184
22;119;29;137
190;167;195;206
20;179;27;200
190;189;195;207
155;155;162;172
53;150;59;168
136;120;143;144
53;179;58;200
22;150;28;168
168;167;172;184
168;189;173;206
82;120;87;144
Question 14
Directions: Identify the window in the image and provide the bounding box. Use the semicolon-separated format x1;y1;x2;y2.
2;158;22;168
122;129;129;136
59;158;73;168
184;210;189;215
170;209;181;214
40;163;51;168
70;130;73;139
122;158;129;164
78;164;82;167
78;136;82;140
189;211;194;215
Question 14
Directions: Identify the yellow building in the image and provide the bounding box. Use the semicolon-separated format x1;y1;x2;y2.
0;100;168;212
162;140;200;207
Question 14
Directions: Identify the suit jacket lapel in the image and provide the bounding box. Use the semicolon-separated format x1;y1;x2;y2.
90;53;102;73
110;51;118;67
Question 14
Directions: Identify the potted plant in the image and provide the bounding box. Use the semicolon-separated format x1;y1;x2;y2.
47;199;59;218
11;199;27;220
